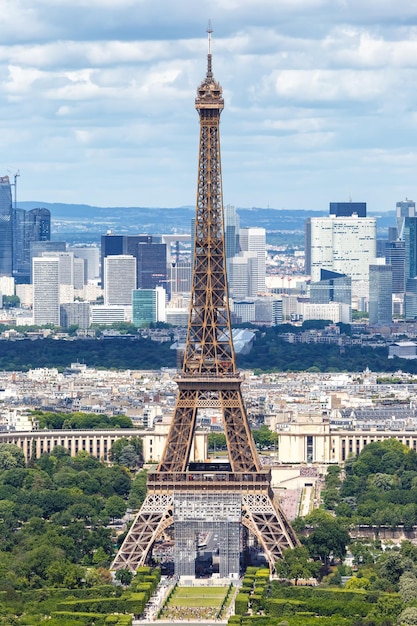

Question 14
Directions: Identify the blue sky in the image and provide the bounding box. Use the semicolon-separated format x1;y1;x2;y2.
1;0;417;211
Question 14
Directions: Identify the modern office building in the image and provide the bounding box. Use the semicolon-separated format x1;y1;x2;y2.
228;255;251;300
104;255;136;306
136;242;167;290
239;227;266;294
309;269;352;307
100;232;124;286
303;302;351;324
369;264;393;326
272;299;284;325
396;199;415;241
405;278;417;320
90;305;128;325
385;241;405;294
168;260;192;295
132;287;166;327
70;245;100;280
308;215;376;291
101;233;167;292
32;256;60;326
60;301;90;330
0;176;13;276
29;241;66;282
232;300;256;324
304;216;312;277
404;216;417;282
13;207;51;282
224;204;240;261
73;257;86;290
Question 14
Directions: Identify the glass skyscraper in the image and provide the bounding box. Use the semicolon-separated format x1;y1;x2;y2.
0;176;13;276
369;264;393;326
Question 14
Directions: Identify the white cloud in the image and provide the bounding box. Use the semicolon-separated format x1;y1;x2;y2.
0;0;417;210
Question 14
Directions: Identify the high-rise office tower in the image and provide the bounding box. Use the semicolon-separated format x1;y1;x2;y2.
13;207;50;282
397;199;415;241
229;255;250;300
308;215;376;290
29;241;66;282
100;233;167;291
304;217;312;276
132;286;166;327
0;176;13;276
69;245;100;281
224;204;240;259
104;255;136;305
73;257;86;290
29;208;51;240
100;233;124;286
369;264;393;326
404;216;417;282
32;256;60;325
385;241;405;294
405;278;417;320
239;227;266;294
136;242;167;290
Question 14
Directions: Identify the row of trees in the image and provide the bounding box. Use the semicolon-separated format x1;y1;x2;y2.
0;336;177;371
0;322;416;373
32;410;134;431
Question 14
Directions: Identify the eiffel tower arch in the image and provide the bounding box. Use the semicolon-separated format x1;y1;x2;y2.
112;29;299;577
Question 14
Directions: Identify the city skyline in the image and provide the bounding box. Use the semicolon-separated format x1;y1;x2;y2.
2;1;417;212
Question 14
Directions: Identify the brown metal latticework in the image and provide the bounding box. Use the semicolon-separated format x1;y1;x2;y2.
111;34;299;575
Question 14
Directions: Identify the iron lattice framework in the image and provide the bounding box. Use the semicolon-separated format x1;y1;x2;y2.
112;37;299;575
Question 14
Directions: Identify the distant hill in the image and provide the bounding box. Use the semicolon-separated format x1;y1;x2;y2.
18;202;394;245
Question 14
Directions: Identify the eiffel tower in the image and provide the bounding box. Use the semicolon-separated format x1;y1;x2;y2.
112;29;299;577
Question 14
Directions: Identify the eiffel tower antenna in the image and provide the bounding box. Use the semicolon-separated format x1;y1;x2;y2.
111;30;299;578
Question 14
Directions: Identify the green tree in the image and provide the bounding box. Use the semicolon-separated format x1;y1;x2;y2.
103;495;127;521
399;572;417;604
275;545;320;584
115;568;134;586
0;444;26;470
304;510;350;566
110;437;143;467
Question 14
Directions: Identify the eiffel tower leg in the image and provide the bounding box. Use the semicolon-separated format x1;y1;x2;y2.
242;492;300;572
111;493;173;572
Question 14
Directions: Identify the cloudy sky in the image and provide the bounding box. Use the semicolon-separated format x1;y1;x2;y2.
1;0;417;212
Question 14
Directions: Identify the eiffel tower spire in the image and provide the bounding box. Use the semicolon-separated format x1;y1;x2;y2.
111;30;299;576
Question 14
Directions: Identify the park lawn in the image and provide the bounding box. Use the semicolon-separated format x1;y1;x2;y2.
169;586;228;608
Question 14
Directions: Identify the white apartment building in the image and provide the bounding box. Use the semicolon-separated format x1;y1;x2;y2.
309;215;376;290
104;255;136;306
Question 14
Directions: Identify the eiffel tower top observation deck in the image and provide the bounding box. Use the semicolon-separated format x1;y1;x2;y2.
182;26;235;378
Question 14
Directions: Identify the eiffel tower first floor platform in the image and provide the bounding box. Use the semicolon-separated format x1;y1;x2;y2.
111;468;300;576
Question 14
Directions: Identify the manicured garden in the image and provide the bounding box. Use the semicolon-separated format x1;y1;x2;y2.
160;583;234;621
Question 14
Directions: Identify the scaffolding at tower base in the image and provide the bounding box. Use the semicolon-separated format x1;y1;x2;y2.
174;491;240;578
